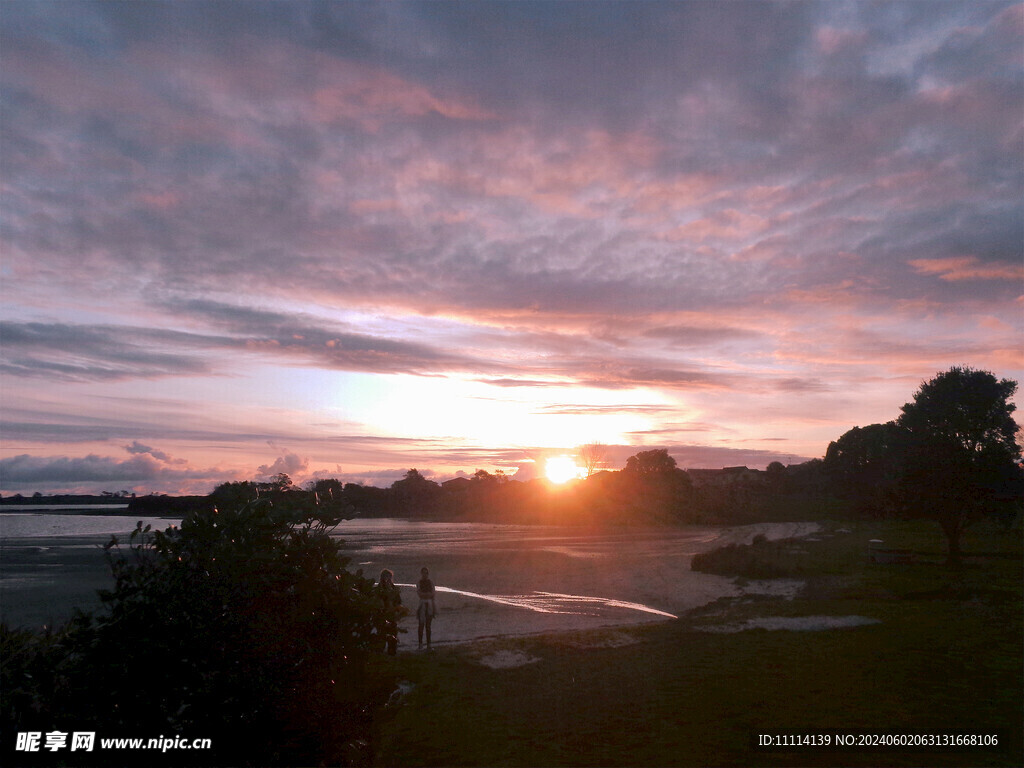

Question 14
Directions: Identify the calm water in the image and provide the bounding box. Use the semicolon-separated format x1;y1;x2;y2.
0;512;177;539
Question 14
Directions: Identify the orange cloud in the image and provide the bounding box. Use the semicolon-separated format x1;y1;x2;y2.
909;257;1024;281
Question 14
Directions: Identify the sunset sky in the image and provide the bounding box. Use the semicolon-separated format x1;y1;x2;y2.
1;1;1021;495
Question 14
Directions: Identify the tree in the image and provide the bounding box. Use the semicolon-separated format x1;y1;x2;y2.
623;448;678;477
390;469;441;515
620;449;695;522
577;443;609;478
257;472;294;494
895;366;1021;564
765;461;788;493
1;501;391;766
210;480;259;507
824;422;904;513
312;477;344;501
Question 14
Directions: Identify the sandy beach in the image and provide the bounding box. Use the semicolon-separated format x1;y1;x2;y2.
0;516;818;641
337;519;819;647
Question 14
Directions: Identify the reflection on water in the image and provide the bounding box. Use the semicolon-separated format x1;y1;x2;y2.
536;591;677;618
397;584;677;618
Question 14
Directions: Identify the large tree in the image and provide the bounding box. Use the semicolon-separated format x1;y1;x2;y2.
619;449;695;522
824;421;904;513
895;366;1021;564
623;448;679;477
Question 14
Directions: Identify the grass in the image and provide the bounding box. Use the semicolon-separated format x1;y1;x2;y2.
370;519;1022;767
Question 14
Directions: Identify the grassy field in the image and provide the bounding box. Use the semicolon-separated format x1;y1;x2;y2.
369;519;1022;767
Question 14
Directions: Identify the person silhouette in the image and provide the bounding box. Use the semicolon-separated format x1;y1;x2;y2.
416;566;437;649
376;569;402;655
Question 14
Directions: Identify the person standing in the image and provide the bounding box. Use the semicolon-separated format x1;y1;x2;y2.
376;569;402;655
416;567;437;649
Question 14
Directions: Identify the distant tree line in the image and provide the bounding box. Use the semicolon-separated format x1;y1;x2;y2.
193;367;1020;562
0;491;136;505
10;366;1021;560
122;452;843;528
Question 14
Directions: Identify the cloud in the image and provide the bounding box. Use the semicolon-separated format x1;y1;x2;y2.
908;257;1024;282
0;322;214;382
4;4;1013;323
0;449;238;494
0;2;1020;493
256;451;309;481
124;440;185;464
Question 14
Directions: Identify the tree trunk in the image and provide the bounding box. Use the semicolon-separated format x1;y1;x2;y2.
940;515;964;567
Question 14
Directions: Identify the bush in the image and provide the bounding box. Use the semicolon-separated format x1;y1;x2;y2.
1;501;394;766
690;539;793;579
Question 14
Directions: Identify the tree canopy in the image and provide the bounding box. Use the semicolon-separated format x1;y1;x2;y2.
3;500;393;766
826;367;1022;563
894;367;1021;563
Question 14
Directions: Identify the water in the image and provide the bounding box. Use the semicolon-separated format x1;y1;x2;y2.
0;514;766;641
0;504;131;511
0;512;178;539
0;512;184;629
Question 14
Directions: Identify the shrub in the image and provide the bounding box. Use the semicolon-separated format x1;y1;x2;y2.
2;501;393;766
690;539;792;579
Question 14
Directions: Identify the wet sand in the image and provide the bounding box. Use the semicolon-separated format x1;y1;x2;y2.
338;520;819;646
0;518;819;641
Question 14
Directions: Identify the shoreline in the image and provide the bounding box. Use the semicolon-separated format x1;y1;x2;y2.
1;521;819;635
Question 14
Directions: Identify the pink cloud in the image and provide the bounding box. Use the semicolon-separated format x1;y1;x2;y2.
909;257;1024;281
136;191;182;210
387;126;669;218
660;209;771;242
814;27;869;56
256;451;309;481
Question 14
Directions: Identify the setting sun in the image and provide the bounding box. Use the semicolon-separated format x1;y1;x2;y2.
544;456;586;484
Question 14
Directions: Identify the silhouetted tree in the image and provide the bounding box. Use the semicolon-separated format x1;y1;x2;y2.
577;443;609;478
2;502;392;766
765;461;787;493
210;480;259;507
824;422;904;513
312;478;343;502
620;449;695;522
623;449;678;477
257;472;294;494
895;367;1021;564
390;469;441;516
343;482;388;517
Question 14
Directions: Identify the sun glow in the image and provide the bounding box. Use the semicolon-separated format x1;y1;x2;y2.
545;455;586;484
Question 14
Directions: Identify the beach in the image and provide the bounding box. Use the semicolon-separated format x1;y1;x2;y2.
0;515;817;639
338;520;818;646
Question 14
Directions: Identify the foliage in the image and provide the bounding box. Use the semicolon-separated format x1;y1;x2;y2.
898;366;1019;457
824;421;904;514
690;537;795;579
823;368;1022;563
622;448;678;477
2;501;394;766
388;468;442;515
894;367;1021;563
577;443;609;478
